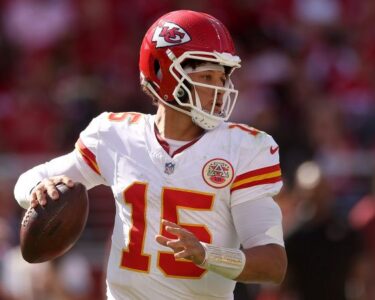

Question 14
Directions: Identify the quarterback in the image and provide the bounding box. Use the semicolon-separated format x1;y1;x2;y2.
14;10;287;300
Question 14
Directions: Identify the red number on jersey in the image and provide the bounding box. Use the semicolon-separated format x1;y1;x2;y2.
229;123;260;136
120;183;214;278
158;187;213;278
108;112;142;123
120;182;151;272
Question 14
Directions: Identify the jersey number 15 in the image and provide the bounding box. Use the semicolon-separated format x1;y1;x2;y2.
120;182;214;279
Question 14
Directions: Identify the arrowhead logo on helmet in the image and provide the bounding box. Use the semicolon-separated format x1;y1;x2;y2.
152;22;191;48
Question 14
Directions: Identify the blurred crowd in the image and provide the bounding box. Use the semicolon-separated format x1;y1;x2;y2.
0;0;374;299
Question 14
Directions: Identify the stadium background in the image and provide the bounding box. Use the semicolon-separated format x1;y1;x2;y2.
0;0;374;299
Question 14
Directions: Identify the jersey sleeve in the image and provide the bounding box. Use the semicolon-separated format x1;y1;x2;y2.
75;112;109;184
14;151;106;209
230;131;282;207
232;197;284;248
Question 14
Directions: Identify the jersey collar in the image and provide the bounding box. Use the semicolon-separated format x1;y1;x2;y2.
153;123;204;158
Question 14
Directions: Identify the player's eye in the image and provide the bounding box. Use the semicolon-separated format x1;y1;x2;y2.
200;74;212;81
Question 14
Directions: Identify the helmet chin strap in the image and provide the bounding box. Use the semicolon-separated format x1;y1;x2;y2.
191;108;222;130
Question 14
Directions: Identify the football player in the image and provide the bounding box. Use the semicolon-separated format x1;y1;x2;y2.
14;10;287;300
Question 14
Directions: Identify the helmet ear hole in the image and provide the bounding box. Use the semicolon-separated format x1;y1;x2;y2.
154;59;162;79
176;80;191;103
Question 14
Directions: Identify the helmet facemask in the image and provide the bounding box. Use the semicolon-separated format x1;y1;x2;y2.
166;50;241;130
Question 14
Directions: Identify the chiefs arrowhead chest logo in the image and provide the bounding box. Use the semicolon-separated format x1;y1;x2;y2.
152;22;191;48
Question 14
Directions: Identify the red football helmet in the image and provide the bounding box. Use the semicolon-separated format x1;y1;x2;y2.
139;10;241;130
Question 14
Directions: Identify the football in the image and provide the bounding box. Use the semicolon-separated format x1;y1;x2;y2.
20;182;89;263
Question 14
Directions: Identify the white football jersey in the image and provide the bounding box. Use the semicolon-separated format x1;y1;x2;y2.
75;112;283;300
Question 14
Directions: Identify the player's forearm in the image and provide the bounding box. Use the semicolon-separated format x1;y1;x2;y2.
236;244;287;284
14;151;95;209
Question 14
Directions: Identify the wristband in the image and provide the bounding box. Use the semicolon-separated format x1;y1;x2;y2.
199;242;246;280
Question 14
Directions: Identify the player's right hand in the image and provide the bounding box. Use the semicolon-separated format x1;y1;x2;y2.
156;219;206;265
29;176;75;208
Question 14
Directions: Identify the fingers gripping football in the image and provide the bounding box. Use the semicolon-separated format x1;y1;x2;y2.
155;220;206;265
29;176;75;208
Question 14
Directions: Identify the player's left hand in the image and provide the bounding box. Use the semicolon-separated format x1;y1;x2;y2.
155;219;205;265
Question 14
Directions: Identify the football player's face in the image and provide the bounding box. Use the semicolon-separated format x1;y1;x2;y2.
188;70;226;115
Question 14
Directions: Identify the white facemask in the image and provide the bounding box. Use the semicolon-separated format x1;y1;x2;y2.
168;50;240;130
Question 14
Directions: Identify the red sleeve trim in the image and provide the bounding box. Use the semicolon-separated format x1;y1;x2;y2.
231;164;281;192
75;138;101;175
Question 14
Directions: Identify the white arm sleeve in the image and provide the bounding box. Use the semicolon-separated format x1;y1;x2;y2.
14;150;106;209
231;197;284;249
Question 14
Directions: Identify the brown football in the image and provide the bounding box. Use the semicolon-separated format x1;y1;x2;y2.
20;182;89;263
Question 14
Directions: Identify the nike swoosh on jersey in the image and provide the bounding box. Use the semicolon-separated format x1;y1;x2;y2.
270;146;279;155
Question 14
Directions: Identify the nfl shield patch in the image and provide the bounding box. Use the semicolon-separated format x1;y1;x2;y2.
164;162;175;175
